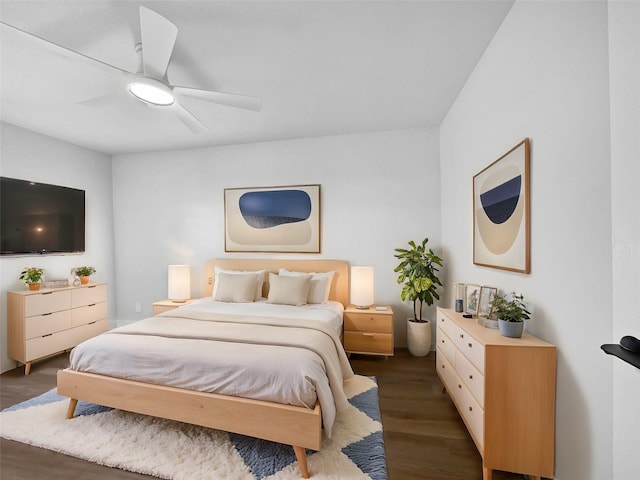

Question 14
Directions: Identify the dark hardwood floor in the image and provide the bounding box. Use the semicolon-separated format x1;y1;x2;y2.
1;350;523;480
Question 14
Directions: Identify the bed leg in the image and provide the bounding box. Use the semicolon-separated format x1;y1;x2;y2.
66;398;78;419
293;445;310;478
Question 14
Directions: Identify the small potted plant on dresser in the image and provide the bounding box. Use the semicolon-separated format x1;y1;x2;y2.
73;266;96;285
491;292;531;338
19;267;44;291
394;237;443;356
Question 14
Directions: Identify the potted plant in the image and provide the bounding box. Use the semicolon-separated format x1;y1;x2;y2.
394;238;443;356
20;267;45;291
491;292;531;338
73;266;96;284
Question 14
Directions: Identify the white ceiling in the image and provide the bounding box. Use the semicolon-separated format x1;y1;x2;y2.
0;1;513;155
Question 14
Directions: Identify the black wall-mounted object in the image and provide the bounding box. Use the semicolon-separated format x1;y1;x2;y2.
602;335;640;370
0;176;85;255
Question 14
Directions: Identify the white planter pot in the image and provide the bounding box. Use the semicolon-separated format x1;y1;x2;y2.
407;318;431;357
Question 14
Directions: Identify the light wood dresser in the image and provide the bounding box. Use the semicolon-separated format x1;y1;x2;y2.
343;305;394;356
7;282;108;375
436;307;556;480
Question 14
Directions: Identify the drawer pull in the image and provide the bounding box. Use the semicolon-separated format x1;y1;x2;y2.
468;343;473;348
469;375;473;380
88;303;96;307
458;384;462;389
88;285;97;289
41;292;53;296
42;312;52;316
362;333;374;337
441;339;444;343
441;364;445;369
42;333;53;338
468;406;473;412
88;321;97;325
460;334;464;339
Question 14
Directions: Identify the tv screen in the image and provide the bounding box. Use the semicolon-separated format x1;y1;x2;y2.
1;176;85;255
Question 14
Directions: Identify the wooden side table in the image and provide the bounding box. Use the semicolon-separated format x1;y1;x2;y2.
152;298;199;315
343;305;394;356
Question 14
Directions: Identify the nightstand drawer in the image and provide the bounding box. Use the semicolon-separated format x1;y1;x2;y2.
344;313;392;333
344;331;393;354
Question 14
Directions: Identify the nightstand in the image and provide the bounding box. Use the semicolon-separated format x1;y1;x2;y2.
152;298;198;315
343;305;394;356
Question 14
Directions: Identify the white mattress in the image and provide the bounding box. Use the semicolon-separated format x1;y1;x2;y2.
69;299;352;437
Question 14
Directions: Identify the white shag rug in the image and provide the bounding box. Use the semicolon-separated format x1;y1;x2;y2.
0;375;386;480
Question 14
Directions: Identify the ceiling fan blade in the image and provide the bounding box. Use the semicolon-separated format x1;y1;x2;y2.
0;21;132;76
171;103;209;134
139;6;178;80
173;86;262;112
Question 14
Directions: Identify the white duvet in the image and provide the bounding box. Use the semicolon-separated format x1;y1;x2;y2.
69;299;354;437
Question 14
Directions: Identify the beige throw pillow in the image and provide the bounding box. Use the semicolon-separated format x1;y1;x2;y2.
213;272;257;303
267;272;312;306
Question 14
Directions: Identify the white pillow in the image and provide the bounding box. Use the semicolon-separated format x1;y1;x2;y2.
213;272;256;303
279;268;335;304
267;272;312;306
212;267;265;300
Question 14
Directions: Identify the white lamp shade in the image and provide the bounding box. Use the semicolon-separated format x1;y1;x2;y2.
168;265;190;302
351;266;374;308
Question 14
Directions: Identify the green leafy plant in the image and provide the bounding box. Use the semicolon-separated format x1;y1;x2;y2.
491;292;531;322
19;267;44;285
73;266;96;277
394;237;443;322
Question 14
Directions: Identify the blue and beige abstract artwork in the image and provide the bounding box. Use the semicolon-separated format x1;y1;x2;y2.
225;185;320;252
474;140;529;272
239;189;311;228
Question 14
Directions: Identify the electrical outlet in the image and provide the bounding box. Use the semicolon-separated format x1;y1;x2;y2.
135;302;141;313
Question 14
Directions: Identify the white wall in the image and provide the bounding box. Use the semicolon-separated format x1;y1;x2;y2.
440;2;614;479
608;1;640;478
0;122;116;373
112;128;441;345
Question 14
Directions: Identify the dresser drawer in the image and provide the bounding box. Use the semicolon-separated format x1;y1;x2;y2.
456;348;485;406
344;331;393;354
25;290;72;316
344;312;392;333
72;284;107;308
68;318;109;345
437;345;459;394
437;326;457;366
25;310;72;339
71;301;107;327
458;380;485;450
437;311;458;340
25;329;75;361
454;328;485;374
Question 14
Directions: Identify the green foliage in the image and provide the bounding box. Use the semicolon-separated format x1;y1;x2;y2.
74;266;96;277
394;237;443;322
19;267;44;284
491;292;531;322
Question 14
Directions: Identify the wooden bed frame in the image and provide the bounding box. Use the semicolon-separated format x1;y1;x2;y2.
57;258;350;479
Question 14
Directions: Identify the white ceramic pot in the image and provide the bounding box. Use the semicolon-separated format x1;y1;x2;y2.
407;318;432;357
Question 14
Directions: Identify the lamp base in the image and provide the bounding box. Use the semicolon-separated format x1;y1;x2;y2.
171;300;187;303
354;305;371;310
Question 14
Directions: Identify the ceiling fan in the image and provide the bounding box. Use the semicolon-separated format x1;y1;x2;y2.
1;6;262;133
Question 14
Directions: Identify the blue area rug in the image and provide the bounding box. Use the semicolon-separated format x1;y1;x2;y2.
1;375;386;480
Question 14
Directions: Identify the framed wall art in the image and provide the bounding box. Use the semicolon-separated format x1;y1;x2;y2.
478;286;497;319
224;184;321;253
465;284;481;316
473;138;530;273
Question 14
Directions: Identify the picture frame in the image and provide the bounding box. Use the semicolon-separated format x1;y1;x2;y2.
465;284;481;316
473;138;530;273
478;286;497;319
224;184;321;253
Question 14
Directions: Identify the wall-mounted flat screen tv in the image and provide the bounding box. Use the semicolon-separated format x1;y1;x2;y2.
1;176;85;255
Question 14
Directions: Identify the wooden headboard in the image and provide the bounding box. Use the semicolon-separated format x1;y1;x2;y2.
204;259;350;306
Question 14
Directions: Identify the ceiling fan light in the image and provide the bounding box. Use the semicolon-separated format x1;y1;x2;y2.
127;82;174;106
